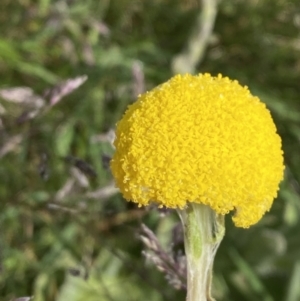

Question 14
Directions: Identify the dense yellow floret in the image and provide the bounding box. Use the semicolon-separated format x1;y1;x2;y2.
110;73;284;228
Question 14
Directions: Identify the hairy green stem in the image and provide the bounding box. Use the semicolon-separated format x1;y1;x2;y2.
178;204;225;301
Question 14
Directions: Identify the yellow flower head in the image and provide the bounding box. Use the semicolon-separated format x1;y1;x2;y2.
110;73;284;228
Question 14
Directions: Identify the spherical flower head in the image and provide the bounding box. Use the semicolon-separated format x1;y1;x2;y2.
110;73;284;228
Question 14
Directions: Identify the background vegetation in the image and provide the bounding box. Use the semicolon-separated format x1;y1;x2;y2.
1;0;300;300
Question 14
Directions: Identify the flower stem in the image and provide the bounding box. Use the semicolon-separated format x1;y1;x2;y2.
178;203;225;301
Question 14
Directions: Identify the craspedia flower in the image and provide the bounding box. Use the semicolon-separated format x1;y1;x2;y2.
110;73;284;228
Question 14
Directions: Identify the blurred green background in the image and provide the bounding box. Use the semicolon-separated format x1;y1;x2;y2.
1;0;300;300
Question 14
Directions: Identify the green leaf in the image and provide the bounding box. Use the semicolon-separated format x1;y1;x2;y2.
18;62;59;84
286;261;300;301
55;121;75;157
